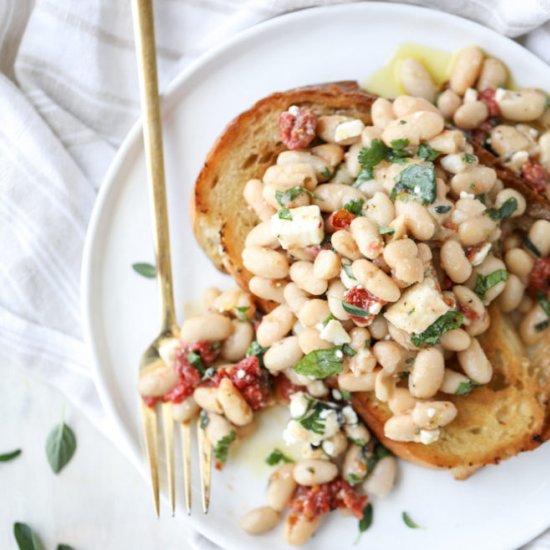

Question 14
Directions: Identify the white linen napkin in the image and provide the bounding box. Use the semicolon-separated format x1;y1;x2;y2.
1;0;550;547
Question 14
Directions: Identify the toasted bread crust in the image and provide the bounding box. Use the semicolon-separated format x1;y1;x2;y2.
192;81;550;474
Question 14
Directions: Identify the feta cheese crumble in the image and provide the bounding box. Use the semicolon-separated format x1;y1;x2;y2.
271;205;324;250
320;319;351;345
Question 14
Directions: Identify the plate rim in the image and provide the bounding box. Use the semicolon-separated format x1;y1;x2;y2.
80;2;550;548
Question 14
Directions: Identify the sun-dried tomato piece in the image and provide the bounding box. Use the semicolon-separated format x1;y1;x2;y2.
278;107;317;150
289;478;367;521
528;258;550;294
522;159;549;194
478;88;500;117
327;209;356;231
343;286;385;325
273;375;305;403
471;116;500;144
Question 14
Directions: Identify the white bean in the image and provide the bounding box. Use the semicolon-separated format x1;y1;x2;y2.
298;299;330;327
248;276;286;303
221;320;254;361
242;246;289;279
352;259;401;302
440;239;472;283
528;220;550;257
313;249;341;280
440;369;471;394
267;464;297;511
240;507;281;535
138;361;178;398
205;413;234;447
338;370;377;392
437;90;462;119
217;378;253;426
350;217;384;259
172;396;200;422
363;455;397;498
498;274;525;312
245;221;279;248
519;304;549;345
505;248;534;284
284;282;310;314
180;313;233;344
388;388;416;415
193;386;223;414
263;163;317;191
392;95;440;117
384;414;418;442
450;46;484;95
244;179;276;221
496;89;546;122
327;280;351;321
331;230;361;260
298;327;332;354
439;329;471;351
398;59;437;102
382;111;444;146
409;348;445;398
290;261;328;295
412;400;457;429
371;97;395;128
453;101;488;130
457;338;492;384
257;304;295;347
264;336;303;372
314;183;364;212
284;514;323;546
293;459;338;486
365;191;395;226
477;58;508;91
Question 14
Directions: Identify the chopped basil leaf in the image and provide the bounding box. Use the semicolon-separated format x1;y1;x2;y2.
354;167;374;184
342;301;371;318
535;320;549;332
298;400;334;434
417;143;441;162
341;262;356;280
474;269;509;299
265;449;294;466
462;153;476;164
358;140;390;173
235;306;250;322
399;119;407;125
188;351;206;375
340;389;352;401
213;430;236;464
13;522;44;550
341;343;357;357
359;504;374;533
343;198;365;216
455;380;479;396
347;472;365;486
246;341;268;368
46;420;76;474
536;291;550;318
321;167;332;179
411;310;464;348
379;225;395;234
0;449;22;462
57;545;76;550
390;164;436;205
402;511;420;529
199;410;209;430
391;138;409;150
278;208;292;220
487;197;518;220
524;237;541;257
475;193;487;205
275;186;319;207
132;262;156;278
322;313;335;327
293;346;345;378
434;205;451;214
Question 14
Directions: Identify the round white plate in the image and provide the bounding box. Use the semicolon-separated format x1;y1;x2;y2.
82;3;550;549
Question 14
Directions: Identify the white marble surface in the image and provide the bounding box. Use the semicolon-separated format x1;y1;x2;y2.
0;364;190;550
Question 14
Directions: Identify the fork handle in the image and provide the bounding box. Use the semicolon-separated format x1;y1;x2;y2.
132;0;177;332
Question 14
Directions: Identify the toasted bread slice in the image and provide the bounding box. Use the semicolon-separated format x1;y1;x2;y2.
192;81;549;474
193;82;374;301
352;305;547;477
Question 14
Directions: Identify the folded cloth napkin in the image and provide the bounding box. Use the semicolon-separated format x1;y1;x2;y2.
1;0;550;548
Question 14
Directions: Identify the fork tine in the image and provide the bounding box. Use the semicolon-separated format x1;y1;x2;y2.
141;401;160;517
180;421;192;515
197;420;212;514
162;404;176;515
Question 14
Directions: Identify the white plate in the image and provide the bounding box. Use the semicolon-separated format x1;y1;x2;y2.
82;3;550;549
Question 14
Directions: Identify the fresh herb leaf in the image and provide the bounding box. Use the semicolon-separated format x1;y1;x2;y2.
322;313;335;327
46;420;76;474
475;193;487;205
213;431;236;464
354;167;374;184
417;143;441;162
14;523;44;550
340;389;352;400
343;198;365;216
278;208;292;221
358;140;389;173
293;347;345;378
462;153;476;164
321;167;332;179
342;301;371;318
347;472;365;486
359;504;374;533
536;291;550;318
235;306;250;322
390;164;436;205
246;341;268;368
265;448;294;466
391;138;409;150
486;197;518;220
298;400;333;435
341;343;357;357
455;380;479;396
57;546;76;550
0;449;22;462
411;311;464;348
132;262;156;278
188;351;206;375
366;442;392;473
341;262;356;280
199;410;209;430
379;225;395;235
402;512;420;529
275;186;319;207
535;320;549;332
524;237;541;257
474;269;509;299
434;205;451;214
398;370;410;380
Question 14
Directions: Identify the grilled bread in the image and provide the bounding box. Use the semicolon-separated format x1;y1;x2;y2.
192;81;549;476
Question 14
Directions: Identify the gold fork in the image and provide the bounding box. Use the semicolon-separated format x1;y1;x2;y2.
131;0;211;517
